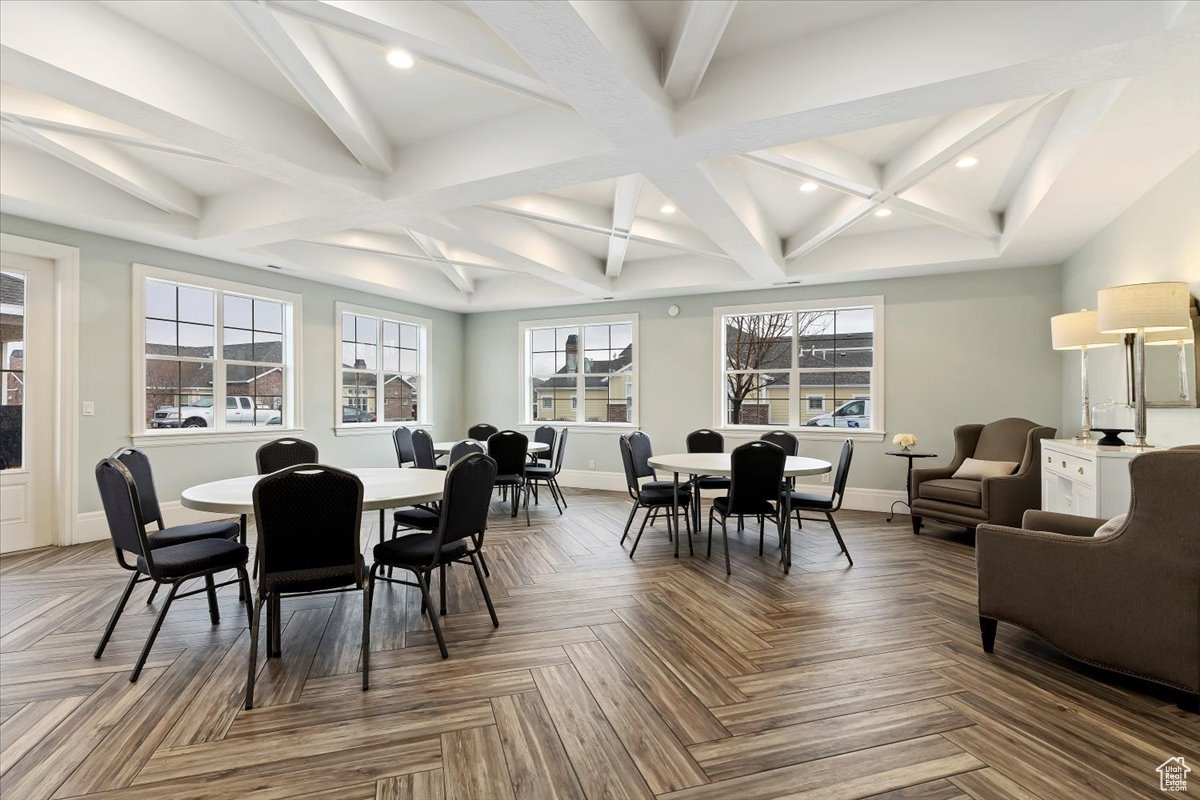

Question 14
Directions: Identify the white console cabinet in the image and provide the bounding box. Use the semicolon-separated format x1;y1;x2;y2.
1040;439;1154;519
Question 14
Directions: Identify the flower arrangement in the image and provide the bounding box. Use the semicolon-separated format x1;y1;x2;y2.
893;433;918;451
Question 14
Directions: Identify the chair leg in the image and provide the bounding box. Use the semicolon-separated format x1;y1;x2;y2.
131;580;180;682
270;593;282;658
629;507;652;558
620;501;639;544
979;616;998;653
555;478;568;508
758;516;765;557
469;551;499;629
707;509;715;558
827;512;853;565
911;515;922;535
362;569;375;692
379;509;385;548
237;568;253;622
524;482;530;527
1180;693;1199;714
439;563;448;617
721;519;731;576
146;583;160;605
204;574;220;625
95;571;140;659
471;533;490;577
684;497;694;557
414;570;448;659
245;593;263;710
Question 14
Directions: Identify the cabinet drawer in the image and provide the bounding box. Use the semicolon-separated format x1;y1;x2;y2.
1043;449;1096;486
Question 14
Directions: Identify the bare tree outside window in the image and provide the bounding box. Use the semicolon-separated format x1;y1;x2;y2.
725;311;833;424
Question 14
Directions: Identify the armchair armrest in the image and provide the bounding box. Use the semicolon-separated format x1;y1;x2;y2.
980;426;1056;527
911;424;983;499
1021;510;1105;537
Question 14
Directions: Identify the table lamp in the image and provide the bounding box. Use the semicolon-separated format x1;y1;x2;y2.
1051;310;1121;441
1097;281;1192;447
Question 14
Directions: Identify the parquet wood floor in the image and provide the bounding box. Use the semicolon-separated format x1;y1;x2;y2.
1;489;1196;799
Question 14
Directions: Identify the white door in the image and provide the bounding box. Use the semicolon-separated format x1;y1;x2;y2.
0;253;55;552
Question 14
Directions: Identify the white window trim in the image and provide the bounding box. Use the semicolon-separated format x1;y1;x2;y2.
712;295;885;441
333;301;432;433
131;263;303;446
518;312;639;428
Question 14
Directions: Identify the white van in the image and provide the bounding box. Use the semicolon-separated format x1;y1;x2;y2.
805;398;871;428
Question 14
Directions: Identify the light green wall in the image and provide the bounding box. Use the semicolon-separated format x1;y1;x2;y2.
0;214;466;514
1060;152;1200;446
465;266;1064;494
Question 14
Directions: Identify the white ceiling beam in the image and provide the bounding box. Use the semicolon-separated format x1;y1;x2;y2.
406;230;475;294
888;196;1001;241
605;174;642;279
743;140;880;198
0;1;379;199
0;111;223;163
225;1;393;173
267;0;568;109
1000;79;1130;246
2;119;200;217
783;195;877;260
662;0;737;104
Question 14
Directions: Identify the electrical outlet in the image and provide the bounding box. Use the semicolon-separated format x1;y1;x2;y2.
588;459;596;469
821;472;830;484
82;401;95;417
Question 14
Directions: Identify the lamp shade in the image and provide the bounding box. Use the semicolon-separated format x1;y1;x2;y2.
1097;281;1192;334
1050;310;1121;350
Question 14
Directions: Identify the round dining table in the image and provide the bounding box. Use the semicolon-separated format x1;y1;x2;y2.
646;452;832;571
432;440;549;456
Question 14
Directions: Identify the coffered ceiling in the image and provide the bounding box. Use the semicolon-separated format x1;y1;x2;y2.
1;0;1198;311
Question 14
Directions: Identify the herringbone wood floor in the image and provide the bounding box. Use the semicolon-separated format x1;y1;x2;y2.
1;489;1196;800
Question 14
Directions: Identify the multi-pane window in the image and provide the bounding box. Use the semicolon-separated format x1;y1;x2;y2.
718;299;882;430
139;269;297;434
0;271;25;469
337;305;428;426
522;316;637;425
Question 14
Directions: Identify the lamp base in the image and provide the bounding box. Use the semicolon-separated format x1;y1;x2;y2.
1093;428;1132;447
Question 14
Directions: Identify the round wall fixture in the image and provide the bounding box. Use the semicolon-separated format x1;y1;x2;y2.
667;304;680;317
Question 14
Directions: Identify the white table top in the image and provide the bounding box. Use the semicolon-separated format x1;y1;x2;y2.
433;440;549;455
648;452;832;478
181;467;445;515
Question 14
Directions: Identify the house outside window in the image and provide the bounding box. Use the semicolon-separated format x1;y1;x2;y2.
336;303;430;428
135;264;300;437
520;314;638;425
715;297;884;433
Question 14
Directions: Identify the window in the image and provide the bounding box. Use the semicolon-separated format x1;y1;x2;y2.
336;303;429;427
1;271;25;469
521;314;637;425
715;297;883;432
137;265;300;436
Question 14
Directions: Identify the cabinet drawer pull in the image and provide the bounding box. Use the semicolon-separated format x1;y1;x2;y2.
1062;460;1067;468
1047;456;1051;463
1078;467;1084;475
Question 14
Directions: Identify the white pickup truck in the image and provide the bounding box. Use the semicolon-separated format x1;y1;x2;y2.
150;396;281;429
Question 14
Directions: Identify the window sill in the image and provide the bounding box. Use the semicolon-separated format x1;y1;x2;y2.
518;423;636;435
131;428;306;447
718;426;887;443
333;423;433;438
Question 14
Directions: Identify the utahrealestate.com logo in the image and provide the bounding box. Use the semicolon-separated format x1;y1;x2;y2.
1158;757;1190;792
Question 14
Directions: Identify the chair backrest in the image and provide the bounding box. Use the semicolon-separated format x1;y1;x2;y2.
95;458;153;570
626;430;656;480
468;423;499;441
252;464;363;582
429;453;498;568
686;429;724;454
533;425;557;462
111;447;163;529
830;438;854;510
256;437;318;475
552;427;570;476
412;428;438;469
487;430;529;477
449;439;485;465
759;430;799;456
973;418;1040;463
393;427;416;467
727;441;787;514
618;434;641;497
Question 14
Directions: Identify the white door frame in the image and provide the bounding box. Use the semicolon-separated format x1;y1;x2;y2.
0;233;79;547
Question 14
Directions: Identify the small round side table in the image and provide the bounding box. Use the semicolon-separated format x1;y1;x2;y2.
884;450;938;522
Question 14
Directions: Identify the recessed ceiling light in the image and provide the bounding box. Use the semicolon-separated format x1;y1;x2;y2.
874;208;893;218
799;181;818;193
386;49;415;69
955;155;979;169
660;204;676;215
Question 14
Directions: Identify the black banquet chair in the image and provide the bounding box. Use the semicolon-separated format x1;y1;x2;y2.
619;432;693;558
467;423;499;442
488;430;531;526
111;447;241;602
759;429;799;456
256;437;318;474
246;464;368;708
412;428;440;470
686;428;730;525
531;424;556;466
526;428;569;513
94;457;250;682
709;441;786;575
782;438;854;565
449;439;485;465
365;452;499;666
393;426;417;468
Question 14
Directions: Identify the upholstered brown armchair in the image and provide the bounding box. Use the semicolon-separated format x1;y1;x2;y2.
909;418;1055;533
975;447;1200;709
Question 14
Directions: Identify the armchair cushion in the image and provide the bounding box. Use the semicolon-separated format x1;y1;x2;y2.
952;458;1018;480
919;478;982;507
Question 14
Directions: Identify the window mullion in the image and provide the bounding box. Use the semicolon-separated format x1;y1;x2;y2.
214;290;226;432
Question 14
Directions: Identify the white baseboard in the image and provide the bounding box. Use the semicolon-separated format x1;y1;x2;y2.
74;501;233;545
556;470;904;512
